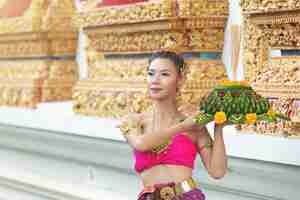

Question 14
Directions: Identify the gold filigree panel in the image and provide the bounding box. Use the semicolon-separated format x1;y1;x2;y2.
88;29;224;54
265;24;300;49
178;0;228;17
0;39;46;58
73;80;224;118
42;0;77;32
42;79;76;102
40;60;78;102
0;60;46;79
89;57;148;80
0;0;49;34
0;59;78;107
49;38;78;56
241;2;300;136
47;60;78;80
241;0;300;13
74;0;174;27
74;59;226;118
243;17;300;81
91;31;186;53
253;57;300;85
73;0;229;117
0;36;77;57
0;79;42;108
252;57;300;99
73;81;150;117
75;0;229;28
0;0;78;108
189;29;224;51
89;58;226;81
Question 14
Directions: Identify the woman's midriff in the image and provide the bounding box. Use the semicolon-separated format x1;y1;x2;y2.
140;164;193;187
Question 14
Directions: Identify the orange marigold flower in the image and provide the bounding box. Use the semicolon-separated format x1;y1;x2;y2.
214;112;227;124
245;113;257;124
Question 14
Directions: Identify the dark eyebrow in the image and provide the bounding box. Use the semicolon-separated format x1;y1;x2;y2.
148;68;170;72
160;69;170;72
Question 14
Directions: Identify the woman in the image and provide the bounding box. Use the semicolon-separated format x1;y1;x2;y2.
118;51;228;200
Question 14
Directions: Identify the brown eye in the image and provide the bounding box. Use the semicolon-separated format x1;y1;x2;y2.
148;71;154;76
162;72;170;76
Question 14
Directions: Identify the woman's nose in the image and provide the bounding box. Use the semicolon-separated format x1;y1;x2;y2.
151;74;160;83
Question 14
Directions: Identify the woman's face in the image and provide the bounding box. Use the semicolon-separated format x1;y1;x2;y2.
147;58;181;100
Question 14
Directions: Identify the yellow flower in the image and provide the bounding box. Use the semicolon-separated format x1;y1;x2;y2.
214;112;227;124
245;113;257;124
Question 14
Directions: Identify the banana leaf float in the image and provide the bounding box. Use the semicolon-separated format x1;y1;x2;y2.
194;80;290;125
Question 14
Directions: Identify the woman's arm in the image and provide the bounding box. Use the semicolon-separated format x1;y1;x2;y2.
196;125;228;179
117;113;190;152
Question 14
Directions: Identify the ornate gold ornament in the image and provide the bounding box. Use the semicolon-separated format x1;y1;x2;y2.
160;186;176;200
73;0;229;118
240;0;300;13
240;0;300;137
0;0;79;108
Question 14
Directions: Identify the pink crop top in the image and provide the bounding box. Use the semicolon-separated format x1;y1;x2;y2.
134;133;197;173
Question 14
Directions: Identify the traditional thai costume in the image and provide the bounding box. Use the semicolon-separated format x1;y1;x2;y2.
134;133;206;200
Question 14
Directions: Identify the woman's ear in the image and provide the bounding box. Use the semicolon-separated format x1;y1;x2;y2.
177;73;186;87
177;79;184;91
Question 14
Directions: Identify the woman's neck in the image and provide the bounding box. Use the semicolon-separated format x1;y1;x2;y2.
153;98;179;120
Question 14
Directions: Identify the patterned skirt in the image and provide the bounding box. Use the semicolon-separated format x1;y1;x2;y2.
137;182;206;200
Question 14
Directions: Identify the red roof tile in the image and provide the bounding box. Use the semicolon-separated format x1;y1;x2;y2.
97;0;146;7
0;0;32;18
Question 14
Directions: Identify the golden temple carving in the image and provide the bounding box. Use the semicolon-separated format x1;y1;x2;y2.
87;28;225;53
241;0;300;13
0;0;78;108
75;0;174;27
75;0;228;28
178;0;228;17
241;0;300;137
73;0;229;118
